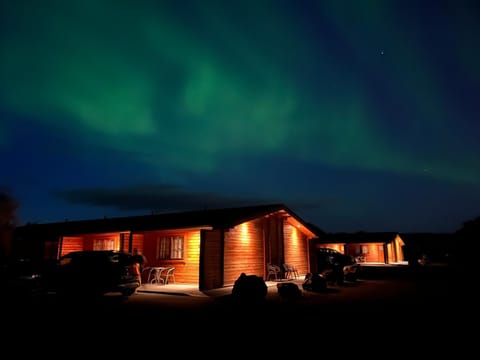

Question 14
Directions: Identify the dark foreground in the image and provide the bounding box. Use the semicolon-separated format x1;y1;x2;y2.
4;264;471;353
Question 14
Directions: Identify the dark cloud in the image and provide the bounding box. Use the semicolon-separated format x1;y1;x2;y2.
53;184;280;213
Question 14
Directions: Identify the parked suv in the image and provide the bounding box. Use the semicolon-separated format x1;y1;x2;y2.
48;250;140;297
316;248;360;284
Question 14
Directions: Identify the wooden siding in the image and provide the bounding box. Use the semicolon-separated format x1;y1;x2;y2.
387;242;395;263
59;233;143;257
223;220;264;286
390;234;405;263
346;243;385;263
200;229;223;290
181;230;201;284
60;237;83;256
119;233;129;252
263;216;284;273
131;233;144;254
283;223;309;276
386;238;405;263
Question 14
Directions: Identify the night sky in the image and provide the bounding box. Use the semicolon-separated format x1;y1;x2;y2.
1;0;479;233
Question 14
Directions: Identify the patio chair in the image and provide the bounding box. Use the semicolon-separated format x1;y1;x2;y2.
283;263;299;279
266;263;282;281
148;267;166;285
162;267;176;284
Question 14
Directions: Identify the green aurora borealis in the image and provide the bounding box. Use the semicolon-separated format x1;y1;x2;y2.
1;0;479;232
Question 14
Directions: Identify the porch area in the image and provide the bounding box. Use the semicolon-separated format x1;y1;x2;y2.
136;278;303;298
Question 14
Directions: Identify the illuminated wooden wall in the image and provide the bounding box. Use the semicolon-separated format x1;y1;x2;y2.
223;220;263;286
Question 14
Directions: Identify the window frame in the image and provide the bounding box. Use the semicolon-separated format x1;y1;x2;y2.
156;235;184;260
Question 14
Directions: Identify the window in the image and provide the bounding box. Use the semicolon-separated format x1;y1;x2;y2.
360;245;369;254
157;235;184;260
93;238;115;250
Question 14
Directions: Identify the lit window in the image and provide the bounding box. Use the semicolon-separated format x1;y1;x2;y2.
93;238;115;250
157;235;184;260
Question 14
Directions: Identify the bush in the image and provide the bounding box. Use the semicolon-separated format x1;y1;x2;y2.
302;272;327;292
231;273;268;303
277;282;302;300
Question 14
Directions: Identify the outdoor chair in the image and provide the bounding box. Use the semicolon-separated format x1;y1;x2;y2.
142;267;159;284
283;263;299;279
161;266;176;284
147;267;167;285
266;263;282;281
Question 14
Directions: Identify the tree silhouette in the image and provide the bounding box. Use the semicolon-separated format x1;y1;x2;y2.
452;215;480;266
455;216;480;237
0;191;18;261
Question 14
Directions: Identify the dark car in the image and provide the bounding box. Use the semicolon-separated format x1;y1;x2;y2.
316;248;360;284
48;250;140;297
1;257;48;299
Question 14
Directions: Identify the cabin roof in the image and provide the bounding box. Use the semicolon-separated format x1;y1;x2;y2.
15;203;317;238
315;231;400;244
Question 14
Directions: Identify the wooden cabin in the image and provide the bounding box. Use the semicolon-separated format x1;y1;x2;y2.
312;232;406;265
14;204;317;290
